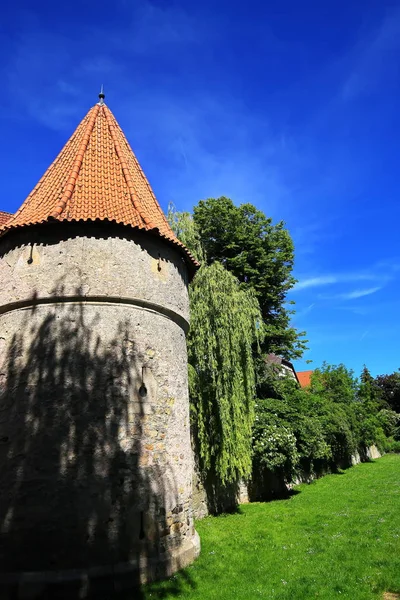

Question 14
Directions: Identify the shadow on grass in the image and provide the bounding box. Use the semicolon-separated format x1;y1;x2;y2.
86;569;197;600
214;505;245;517
141;568;197;599
248;467;304;503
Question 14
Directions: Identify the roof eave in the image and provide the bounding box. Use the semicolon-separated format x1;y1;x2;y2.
0;217;200;279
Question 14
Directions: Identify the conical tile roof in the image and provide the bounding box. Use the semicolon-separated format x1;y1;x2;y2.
0;211;13;227
0;99;198;271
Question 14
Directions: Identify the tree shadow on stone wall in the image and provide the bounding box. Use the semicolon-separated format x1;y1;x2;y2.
248;468;292;502
201;472;241;515
190;420;241;516
0;283;193;598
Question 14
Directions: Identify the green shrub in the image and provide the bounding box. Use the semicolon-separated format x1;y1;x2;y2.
253;364;399;480
252;400;299;479
382;437;400;453
377;408;399;437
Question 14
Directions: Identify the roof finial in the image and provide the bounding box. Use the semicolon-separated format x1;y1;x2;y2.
98;84;105;105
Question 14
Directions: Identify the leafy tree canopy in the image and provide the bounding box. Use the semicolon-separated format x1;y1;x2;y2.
253;361;400;481
167;204;205;263
168;206;264;483
375;371;400;413
310;362;357;404
192;197;307;360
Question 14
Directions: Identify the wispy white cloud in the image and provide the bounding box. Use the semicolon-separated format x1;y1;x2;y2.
2;4;300;217
293;258;400;293
339;287;381;300
121;1;207;52
294;303;315;320
293;272;379;291
293;276;339;291
117;91;296;213
340;8;400;101
328;287;382;301
291;218;341;257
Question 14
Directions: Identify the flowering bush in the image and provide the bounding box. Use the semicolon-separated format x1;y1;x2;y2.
252;363;400;481
252;401;299;479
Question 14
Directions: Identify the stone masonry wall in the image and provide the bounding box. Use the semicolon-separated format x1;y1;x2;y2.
0;223;190;322
0;222;199;589
192;460;249;519
192;446;382;519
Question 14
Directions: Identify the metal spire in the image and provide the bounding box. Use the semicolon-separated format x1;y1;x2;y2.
98;84;105;105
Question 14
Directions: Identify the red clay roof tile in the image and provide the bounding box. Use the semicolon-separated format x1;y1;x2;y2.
297;370;313;388
0;211;13;227
0;102;198;270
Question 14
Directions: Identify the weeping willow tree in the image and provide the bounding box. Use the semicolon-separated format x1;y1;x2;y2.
167;203;205;263
188;262;262;483
168;205;263;484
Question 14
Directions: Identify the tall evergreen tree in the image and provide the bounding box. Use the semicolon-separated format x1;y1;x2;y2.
358;366;383;406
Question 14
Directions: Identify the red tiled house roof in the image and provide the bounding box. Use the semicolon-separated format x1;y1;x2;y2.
0;211;13;227
297;370;313;388
0;98;198;272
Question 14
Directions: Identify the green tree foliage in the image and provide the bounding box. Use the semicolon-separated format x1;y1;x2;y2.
252;376;349;479
253;363;400;481
252;384;331;480
375;370;400;414
358;366;384;406
192;197;307;360
167;204;205;263
188;262;263;483
355;366;389;447
167;203;398;487
309;364;398;456
252;406;299;478
310;362;358;404
168;206;263;483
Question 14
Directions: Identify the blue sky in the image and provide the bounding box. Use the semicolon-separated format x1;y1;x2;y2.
1;0;399;377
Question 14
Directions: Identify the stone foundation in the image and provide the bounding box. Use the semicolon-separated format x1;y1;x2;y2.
192;460;249;519
0;533;200;598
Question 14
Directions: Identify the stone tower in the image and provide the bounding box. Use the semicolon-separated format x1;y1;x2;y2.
0;93;200;595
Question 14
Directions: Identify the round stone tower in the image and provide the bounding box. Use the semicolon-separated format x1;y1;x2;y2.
0;93;200;595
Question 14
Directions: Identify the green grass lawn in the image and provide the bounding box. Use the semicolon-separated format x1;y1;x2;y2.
144;454;400;600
